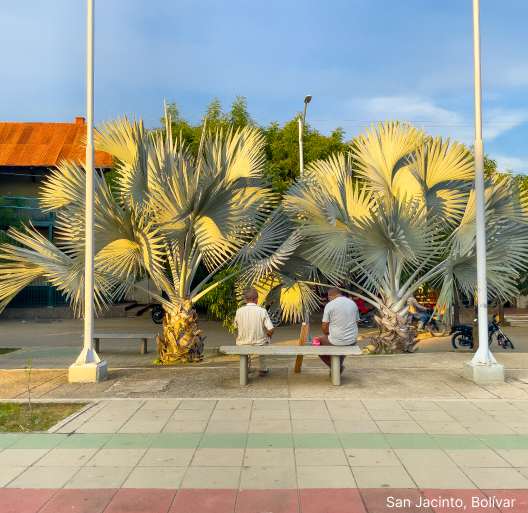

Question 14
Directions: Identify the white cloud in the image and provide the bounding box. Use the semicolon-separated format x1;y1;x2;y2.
494;155;528;175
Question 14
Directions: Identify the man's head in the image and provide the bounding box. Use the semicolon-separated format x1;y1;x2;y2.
245;288;259;304
327;287;342;301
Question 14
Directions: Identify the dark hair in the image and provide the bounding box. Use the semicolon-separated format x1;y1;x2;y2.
245;288;259;301
327;287;342;297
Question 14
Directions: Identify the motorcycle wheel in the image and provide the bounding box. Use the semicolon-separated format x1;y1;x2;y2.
501;335;515;350
269;313;282;328
428;320;447;338
151;308;164;325
452;332;472;350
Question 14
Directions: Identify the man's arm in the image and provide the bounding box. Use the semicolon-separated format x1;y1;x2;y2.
263;312;274;339
322;322;330;335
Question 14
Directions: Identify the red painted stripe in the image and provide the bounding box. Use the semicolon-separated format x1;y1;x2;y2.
300;489;366;513
422;489;500;512
39;488;118;513
0;488;57;513
105;489;176;513
360;489;431;512
481;490;528;513
236;489;300;513
170;489;238;513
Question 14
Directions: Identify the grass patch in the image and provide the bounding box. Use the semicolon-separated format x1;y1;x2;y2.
0;348;20;356
0;403;86;432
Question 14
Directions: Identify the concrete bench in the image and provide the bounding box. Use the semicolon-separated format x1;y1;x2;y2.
220;345;361;386
82;333;157;354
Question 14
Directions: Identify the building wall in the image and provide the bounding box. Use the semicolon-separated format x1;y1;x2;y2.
0;169;47;198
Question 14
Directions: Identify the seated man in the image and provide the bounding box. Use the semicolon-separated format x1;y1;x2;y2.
234;288;274;377
319;287;360;374
407;294;429;329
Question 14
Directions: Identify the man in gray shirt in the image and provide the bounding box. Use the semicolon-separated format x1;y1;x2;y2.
319;287;360;373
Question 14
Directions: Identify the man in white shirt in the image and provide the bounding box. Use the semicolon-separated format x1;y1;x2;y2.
320;287;360;374
234;289;274;377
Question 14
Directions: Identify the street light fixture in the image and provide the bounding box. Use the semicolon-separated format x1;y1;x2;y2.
298;94;312;177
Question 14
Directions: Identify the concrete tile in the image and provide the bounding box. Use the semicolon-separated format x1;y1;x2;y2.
408;410;455;422
430;434;487;450
118;421;168;434
495;449;528;467
56;434;113;449
384;434;438;449
249;419;291;433
247;433;293;449
299;488;363;513
240;466;297;489
191;448;244;467
210;409;251;421
462;467;528;489
291;419;335;434
477;434;528;450
178;400;217;410
294;433;341;449
34;448;98;466
327;409;372;421
129;409;173;422
490;410;528;422
0;467;27;487
295;448;347;466
170;489;237;513
200;433;247;449
104;433;156;449
0;449;49;466
252;400;289;410
352;466;415;488
446;449;511;467
141;399;181;410
171;409;212;421
215;399;253;410
250;409;290;420
340;433;389;449
181;466;241;489
407;466;476;489
399;400;442;411
369;410;413;421
243;448;295;467
101;400;145;410
334;421;380;433
152;433;201;449
0;434;27;449
122;466;186;488
236;489;298;513
498;421;528;434
9;434;66;450
508;400;528;412
326;400;366;411
471;400;520;411
518;468;528;479
395;449;457;467
86;449;146;466
297;465;355;488
448;410;496;422
90;410;135;422
289;400;326;409
162;420;208;433
418;421;470;435
9;466;79;488
106;489;175;513
362;400;404;410
205;420;249;433
138;448;195;466
345;449;402;467
75;421;123;434
436;400;480;411
290;409;331;420
64;466;133;488
376;421;424;434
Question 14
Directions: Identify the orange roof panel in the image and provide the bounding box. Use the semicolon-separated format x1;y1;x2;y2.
0;122;112;168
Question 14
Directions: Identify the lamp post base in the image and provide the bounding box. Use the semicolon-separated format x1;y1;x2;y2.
463;360;504;384
69;361;108;383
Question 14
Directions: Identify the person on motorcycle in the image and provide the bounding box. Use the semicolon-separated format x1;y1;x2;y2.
407;295;429;329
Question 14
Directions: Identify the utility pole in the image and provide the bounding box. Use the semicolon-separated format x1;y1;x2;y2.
463;0;504;383
298;95;311;177
69;0;107;382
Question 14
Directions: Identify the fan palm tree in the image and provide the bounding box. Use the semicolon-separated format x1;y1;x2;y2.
277;121;528;353
0;115;290;363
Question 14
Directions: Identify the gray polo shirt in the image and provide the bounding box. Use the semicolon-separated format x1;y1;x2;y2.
322;296;360;346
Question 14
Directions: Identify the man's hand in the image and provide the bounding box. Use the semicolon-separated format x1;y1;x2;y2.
267;329;274;338
322;322;330;336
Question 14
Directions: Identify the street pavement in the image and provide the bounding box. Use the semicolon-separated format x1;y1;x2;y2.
1;398;528;512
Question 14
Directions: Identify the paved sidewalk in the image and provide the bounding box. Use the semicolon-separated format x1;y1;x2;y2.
1;398;528;512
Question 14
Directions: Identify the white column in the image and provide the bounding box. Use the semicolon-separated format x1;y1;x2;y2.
298;118;304;177
464;0;503;383
69;0;107;382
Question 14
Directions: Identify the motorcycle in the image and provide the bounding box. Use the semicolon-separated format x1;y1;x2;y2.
358;306;376;328
450;315;514;350
411;308;446;337
150;304;164;325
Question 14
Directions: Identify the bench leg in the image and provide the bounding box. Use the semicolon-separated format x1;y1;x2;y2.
240;355;249;386
141;338;148;355
94;338;99;353
331;355;341;386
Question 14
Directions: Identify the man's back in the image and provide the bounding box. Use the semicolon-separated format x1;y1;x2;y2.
235;303;273;346
323;296;359;346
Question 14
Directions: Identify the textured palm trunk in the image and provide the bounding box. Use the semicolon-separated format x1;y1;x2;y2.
156;300;204;363
371;306;416;354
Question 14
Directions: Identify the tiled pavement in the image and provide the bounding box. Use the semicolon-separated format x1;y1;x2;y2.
2;398;528;512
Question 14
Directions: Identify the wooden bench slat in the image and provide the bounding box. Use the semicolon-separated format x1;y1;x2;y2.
220;345;361;356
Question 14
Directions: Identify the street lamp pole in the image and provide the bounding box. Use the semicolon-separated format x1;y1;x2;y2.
464;0;503;382
69;0;107;382
298;95;312;177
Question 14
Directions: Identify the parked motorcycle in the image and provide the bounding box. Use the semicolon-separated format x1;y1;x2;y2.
358;306;376;328
450;315;514;350
150;304;164;325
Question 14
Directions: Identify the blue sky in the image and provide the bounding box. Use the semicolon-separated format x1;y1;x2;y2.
1;0;527;173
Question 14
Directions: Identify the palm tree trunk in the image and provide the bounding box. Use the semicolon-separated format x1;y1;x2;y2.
156;300;204;363
371;306;416;354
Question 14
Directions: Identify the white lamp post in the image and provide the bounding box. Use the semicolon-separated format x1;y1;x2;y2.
69;0;108;382
298;95;312;177
463;0;504;383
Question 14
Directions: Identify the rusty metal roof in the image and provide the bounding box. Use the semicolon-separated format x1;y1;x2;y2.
0;122;112;168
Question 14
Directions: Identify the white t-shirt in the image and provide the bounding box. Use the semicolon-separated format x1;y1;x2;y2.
322;296;359;346
234;303;274;346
